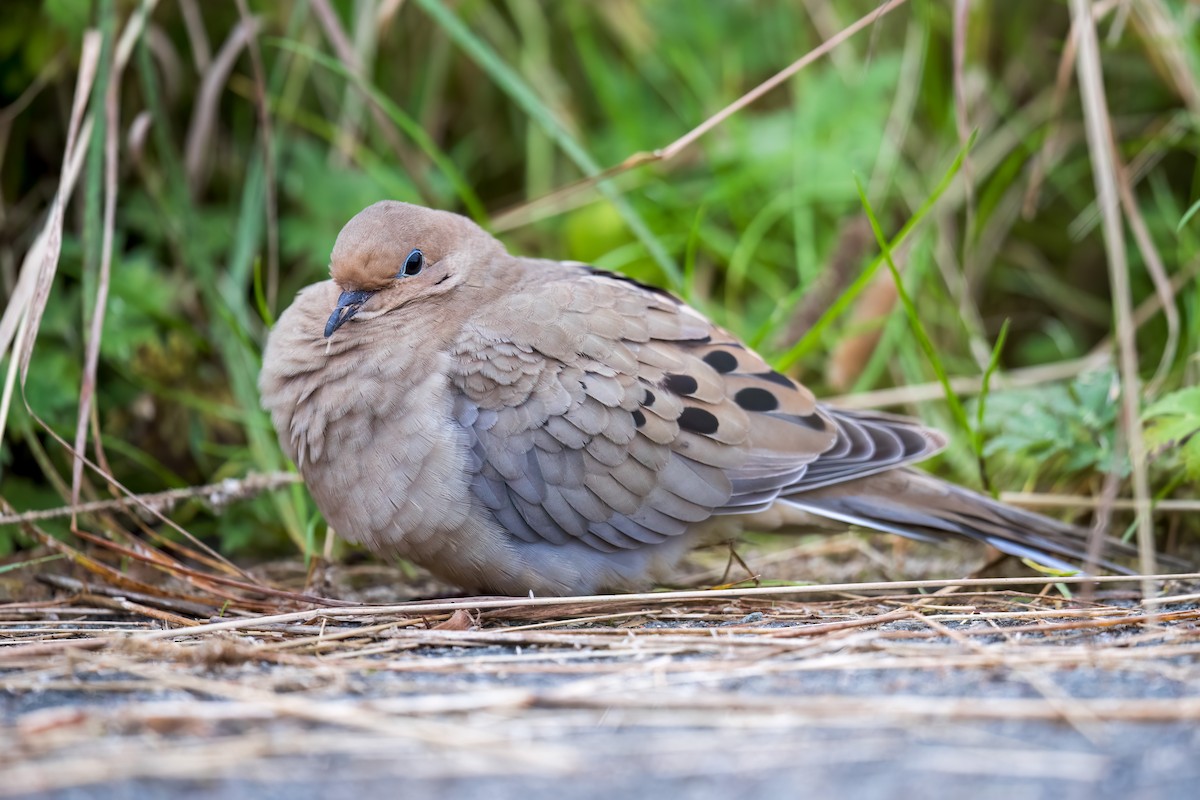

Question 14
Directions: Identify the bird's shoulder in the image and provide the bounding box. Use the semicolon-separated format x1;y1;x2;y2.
452;259;722;407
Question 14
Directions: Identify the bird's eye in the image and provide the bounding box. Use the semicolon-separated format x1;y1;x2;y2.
400;248;424;277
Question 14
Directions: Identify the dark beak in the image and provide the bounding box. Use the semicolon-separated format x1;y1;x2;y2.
324;289;376;338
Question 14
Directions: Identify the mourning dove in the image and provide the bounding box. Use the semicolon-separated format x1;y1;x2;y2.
259;201;1138;596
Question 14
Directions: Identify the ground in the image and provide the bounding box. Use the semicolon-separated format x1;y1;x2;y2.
2;541;1199;799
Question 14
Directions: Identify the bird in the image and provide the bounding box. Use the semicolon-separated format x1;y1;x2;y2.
259;200;1142;596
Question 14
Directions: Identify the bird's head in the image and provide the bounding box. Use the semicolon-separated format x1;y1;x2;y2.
323;201;503;337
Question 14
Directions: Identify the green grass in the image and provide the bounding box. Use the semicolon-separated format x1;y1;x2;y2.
0;0;1196;561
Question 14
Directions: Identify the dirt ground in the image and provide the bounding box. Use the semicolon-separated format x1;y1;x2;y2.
2;542;1199;799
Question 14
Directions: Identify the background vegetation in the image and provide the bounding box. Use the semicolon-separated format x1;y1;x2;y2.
1;0;1197;570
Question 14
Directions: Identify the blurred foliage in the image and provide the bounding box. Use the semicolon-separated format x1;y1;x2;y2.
1144;386;1200;481
976;371;1127;481
0;0;1197;559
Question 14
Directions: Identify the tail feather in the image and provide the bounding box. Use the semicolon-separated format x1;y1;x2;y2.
782;468;1155;574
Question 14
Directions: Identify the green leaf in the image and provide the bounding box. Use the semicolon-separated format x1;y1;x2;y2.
977;370;1127;478
1144;387;1200;479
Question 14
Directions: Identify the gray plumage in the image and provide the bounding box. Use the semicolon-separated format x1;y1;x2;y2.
259;201;1138;596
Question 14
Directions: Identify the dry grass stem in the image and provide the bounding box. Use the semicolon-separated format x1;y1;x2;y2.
1069;0;1157;592
491;0;911;232
4;558;1198;794
0;472;301;527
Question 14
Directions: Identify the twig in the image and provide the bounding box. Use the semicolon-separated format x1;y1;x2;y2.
0;472;301;527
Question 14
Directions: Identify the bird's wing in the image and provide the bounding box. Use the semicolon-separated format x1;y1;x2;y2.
450;266;941;552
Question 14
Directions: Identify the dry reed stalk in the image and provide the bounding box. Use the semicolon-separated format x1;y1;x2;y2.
1069;0;1157;592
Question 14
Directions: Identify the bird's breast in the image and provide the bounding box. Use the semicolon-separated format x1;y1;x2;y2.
261;294;477;556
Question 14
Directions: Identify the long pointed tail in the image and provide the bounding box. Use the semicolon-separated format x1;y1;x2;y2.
781;468;1158;574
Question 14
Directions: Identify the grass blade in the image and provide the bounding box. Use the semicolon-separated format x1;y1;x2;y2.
411;0;682;290
775;134;974;370
854;175;976;452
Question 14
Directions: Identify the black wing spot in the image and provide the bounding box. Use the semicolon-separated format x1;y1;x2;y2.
757;370;797;388
678;407;720;435
735;387;779;412
643;389;656;407
663;373;699;396
703;350;738;374
632;409;646;428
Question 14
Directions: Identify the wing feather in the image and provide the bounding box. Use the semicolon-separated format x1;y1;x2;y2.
452;265;945;551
